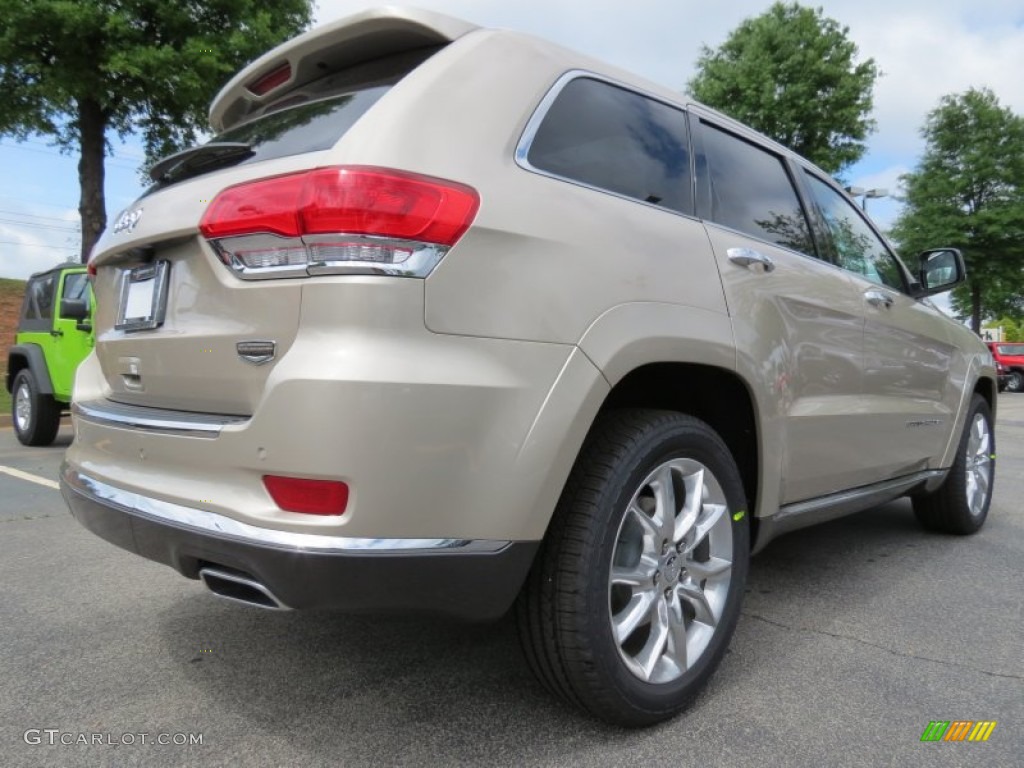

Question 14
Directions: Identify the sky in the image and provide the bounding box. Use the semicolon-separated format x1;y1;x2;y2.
1;0;1023;279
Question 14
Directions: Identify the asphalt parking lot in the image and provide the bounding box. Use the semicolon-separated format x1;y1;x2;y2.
1;400;1021;768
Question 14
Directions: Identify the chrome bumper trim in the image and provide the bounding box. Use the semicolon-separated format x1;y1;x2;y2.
61;466;509;554
72;399;248;438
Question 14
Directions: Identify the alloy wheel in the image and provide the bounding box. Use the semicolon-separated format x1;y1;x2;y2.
608;458;733;684
964;412;993;517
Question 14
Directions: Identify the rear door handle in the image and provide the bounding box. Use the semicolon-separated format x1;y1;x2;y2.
727;247;775;273
864;289;895;308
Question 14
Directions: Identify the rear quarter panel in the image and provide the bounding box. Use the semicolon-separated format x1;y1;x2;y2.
326;30;731;346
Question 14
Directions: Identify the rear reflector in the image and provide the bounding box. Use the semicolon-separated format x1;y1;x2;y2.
248;62;292;96
263;475;349;516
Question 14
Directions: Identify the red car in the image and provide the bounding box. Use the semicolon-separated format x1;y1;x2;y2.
987;341;1024;392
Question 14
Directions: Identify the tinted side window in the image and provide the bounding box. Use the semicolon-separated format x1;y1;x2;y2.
803;173;904;290
25;274;57;321
526;78;692;214
699;123;815;256
60;272;90;315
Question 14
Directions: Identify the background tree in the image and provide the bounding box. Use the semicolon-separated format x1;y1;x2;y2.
986;317;1022;342
0;0;314;262
980;276;1024;323
688;2;878;175
891;88;1024;333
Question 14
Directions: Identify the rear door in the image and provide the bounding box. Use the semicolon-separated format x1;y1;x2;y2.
692;116;867;503
799;170;962;479
49;270;93;401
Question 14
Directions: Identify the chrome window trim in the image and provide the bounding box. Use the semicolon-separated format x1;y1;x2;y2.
514;69;700;222
73;399;248;438
62;467;510;555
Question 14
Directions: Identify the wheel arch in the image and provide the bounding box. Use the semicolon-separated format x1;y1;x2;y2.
520;304;778;550
936;351;998;470
974;374;996;414
518;304;767;548
597;362;762;549
7;344;54;395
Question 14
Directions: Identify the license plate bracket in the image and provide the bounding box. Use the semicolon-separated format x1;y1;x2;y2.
115;261;170;332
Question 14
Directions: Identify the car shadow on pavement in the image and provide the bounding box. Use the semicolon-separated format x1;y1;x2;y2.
156;591;639;761
152;497;997;760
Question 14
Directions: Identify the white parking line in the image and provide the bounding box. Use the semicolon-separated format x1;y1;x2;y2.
0;465;60;490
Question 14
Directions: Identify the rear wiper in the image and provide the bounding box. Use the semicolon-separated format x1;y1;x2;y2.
148;142;255;183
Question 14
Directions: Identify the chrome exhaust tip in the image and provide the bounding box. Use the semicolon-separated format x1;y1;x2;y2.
199;568;291;611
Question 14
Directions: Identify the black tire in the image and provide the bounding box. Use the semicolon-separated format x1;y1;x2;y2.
516;409;750;726
912;394;994;535
11;369;61;447
1007;371;1023;393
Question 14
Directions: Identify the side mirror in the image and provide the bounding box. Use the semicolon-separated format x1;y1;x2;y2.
60;297;89;321
915;248;965;297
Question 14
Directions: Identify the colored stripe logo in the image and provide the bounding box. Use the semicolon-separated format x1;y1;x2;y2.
920;721;997;742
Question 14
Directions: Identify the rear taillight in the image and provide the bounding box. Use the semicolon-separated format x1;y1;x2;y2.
263;475;349;516
199;166;479;279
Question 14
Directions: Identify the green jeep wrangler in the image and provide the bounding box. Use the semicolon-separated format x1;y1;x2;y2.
7;264;93;445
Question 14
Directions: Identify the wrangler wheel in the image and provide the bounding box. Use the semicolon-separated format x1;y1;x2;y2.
12;369;61;447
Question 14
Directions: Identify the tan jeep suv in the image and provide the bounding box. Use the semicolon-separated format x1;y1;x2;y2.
61;8;997;725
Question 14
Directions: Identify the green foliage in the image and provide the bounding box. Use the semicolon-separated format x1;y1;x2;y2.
891;88;1024;332
0;0;313;160
0;0;313;258
979;275;1024;322
987;317;1022;342
688;2;878;175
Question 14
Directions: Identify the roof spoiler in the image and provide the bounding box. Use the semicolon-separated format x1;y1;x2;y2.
208;7;479;133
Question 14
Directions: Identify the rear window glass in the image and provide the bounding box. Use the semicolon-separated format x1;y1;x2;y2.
151;46;444;190
216;88;389;164
149;89;387;191
526;77;693;214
